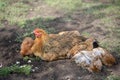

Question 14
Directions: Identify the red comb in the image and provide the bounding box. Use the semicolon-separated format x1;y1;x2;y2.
33;28;42;37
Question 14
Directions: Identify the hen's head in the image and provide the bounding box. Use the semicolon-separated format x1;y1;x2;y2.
33;28;46;38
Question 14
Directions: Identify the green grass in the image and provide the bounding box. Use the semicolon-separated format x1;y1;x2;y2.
105;75;120;80
82;3;120;19
0;64;32;77
81;32;91;37
44;0;97;13
85;3;120;55
45;0;82;11
0;0;119;26
5;2;30;24
0;0;31;26
15;17;56;42
23;56;41;62
100;38;120;56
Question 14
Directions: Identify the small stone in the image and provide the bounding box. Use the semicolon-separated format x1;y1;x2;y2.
16;61;20;64
78;77;81;80
9;40;11;43
0;63;2;68
34;67;39;70
32;69;35;72
28;60;32;63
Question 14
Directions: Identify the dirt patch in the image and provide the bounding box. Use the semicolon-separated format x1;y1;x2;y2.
0;26;23;66
26;0;65;19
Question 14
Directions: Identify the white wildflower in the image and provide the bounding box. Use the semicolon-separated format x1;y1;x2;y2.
20;65;26;68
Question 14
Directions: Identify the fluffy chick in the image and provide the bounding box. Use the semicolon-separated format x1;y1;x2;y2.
20;37;34;56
